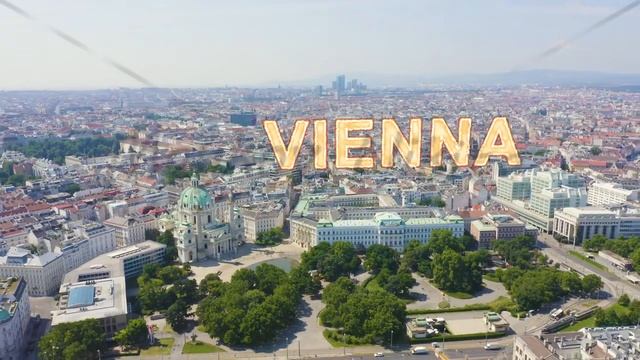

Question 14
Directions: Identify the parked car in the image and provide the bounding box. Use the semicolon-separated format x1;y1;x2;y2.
484;343;501;350
374;352;384;357
411;346;428;355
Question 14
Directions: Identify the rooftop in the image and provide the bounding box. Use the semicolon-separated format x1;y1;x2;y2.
0;277;27;324
52;277;127;325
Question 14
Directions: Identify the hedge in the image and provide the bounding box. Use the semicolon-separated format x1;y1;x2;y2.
410;331;506;343
323;329;372;346
407;304;491;315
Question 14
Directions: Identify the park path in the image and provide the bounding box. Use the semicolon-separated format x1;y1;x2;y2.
407;274;508;310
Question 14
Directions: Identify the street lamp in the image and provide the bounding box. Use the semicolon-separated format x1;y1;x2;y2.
343;331;346;355
390;329;394;349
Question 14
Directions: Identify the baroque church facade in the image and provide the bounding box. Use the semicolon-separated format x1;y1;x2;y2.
159;173;236;263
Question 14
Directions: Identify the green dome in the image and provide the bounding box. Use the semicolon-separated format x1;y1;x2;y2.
178;173;213;210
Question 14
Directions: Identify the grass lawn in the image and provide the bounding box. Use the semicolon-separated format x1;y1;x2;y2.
365;276;383;291
324;333;348;348
483;273;500;282
568;250;608;271
182;341;225;354
443;290;474;299
438;301;451;309
561;316;597;332
141;338;174;356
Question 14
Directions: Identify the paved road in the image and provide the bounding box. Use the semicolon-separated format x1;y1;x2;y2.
130;343;512;360
408;275;508;310
538;233;640;300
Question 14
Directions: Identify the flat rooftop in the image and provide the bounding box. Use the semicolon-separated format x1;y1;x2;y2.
52;277;127;325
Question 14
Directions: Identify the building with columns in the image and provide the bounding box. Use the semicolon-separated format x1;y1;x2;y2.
159;173;236;263
553;207;619;244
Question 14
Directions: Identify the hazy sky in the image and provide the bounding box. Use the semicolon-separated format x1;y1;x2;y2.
0;0;638;89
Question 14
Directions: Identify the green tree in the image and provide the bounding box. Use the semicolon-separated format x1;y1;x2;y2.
582;274;603;295
289;266;322;295
590;146;602;156
618;294;631;307
199;273;226;298
583;234;607;252
493;235;535;268
364;244;400;274
426;230;464;254
59;183;81;195
7;135;123;164
319;242;361;281
254;263;288;295
401;240;431;275
163;165;191;185
255;227;285;246
431;249;467;292
630;248;640;273
197;265;303;346
166;299;189;333
156;230;177;261
114;318;149;350
39;319;106;360
381;270;416;298
320;285;406;343
560;271;583;294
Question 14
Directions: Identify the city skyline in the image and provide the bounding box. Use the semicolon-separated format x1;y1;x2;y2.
0;0;639;89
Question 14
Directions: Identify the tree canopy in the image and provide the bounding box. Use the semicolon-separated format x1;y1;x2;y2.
300;241;361;281
320;277;406;343
431;249;483;293
493;235;535;268
197;264;305;345
496;267;603;310
137;264;197;315
39;319;106;360
7;135;124;164
364;244;400;274
114;318;149;350
256;227;285;246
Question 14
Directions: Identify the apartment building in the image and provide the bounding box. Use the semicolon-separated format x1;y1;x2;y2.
588;182;639;206
0;277;30;360
0;248;65;296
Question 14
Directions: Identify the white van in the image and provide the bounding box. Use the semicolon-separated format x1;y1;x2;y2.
550;308;564;319
411;346;428;355
484;343;501;350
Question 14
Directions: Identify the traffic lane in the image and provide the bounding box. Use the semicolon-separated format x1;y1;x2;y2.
539;235;640;299
320;348;510;360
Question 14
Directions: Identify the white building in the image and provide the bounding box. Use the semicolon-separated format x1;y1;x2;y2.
63;240;166;283
290;212;464;251
0;277;30;360
0;247;65;296
513;326;640;360
588;182;639;206
57;223;117;273
530;187;587;218
52;277;127;339
240;202;285;242
553;207;620;244
51;221;161;339
104;215;154;248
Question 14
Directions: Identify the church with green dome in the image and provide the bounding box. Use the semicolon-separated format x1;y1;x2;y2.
159;173;236;263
